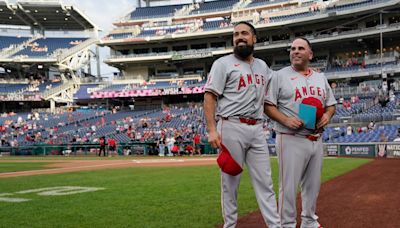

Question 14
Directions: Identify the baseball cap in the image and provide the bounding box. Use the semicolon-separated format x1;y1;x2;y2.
302;97;324;120
217;144;243;176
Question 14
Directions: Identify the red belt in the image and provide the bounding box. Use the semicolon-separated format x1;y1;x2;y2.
222;117;260;125
306;134;320;141
239;117;257;125
281;132;320;141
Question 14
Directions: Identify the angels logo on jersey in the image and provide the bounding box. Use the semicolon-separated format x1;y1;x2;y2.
237;74;265;90
294;86;326;101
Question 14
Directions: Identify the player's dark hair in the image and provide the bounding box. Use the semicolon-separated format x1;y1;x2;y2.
234;21;257;36
294;37;312;51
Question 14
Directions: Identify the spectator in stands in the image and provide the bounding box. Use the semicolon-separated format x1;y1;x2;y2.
184;144;194;156
98;136;106;156
171;143;180;156
343;100;351;111
108;138;117;157
393;129;400;142
166;135;175;156
338;96;344;104
193;132;201;155
368;121;375;131
378;88;389;107
346;125;353;136
175;132;184;142
389;89;396;102
379;133;388;142
157;136;166;157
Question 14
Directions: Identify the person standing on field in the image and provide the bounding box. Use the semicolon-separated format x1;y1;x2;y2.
204;21;281;228
265;37;337;228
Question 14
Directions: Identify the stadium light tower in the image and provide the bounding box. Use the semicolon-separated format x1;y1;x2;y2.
380;12;384;79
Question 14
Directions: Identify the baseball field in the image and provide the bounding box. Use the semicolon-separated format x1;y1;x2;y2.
0;157;398;228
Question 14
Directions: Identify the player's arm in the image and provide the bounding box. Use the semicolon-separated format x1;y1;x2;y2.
264;103;303;130
317;77;337;129
316;105;335;129
204;92;221;148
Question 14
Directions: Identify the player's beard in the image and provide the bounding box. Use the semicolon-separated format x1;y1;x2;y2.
234;45;254;60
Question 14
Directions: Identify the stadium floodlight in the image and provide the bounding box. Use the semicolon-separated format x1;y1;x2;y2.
379;12;383;78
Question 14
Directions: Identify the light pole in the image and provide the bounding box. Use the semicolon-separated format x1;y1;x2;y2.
380;12;383;79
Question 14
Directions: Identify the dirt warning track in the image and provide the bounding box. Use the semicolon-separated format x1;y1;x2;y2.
0;157;216;178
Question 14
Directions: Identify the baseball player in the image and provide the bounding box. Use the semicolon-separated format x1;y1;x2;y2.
265;37;337;228
204;21;281;228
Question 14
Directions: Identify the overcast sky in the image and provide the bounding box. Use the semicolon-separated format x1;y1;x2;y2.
63;0;196;78
64;0;136;78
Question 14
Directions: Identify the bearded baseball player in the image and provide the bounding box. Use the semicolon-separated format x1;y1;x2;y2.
265;37;337;228
204;21;281;228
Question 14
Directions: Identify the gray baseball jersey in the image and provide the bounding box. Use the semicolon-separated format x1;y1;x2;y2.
205;54;272;119
206;54;281;228
265;66;337;135
266;66;337;228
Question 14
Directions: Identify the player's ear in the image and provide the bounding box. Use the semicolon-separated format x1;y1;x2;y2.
253;35;257;44
309;50;313;60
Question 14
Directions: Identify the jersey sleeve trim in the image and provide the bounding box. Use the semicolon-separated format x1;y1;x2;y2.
264;100;277;106
205;88;220;96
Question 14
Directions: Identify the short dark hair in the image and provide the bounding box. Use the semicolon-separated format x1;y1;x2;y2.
293;37;312;51
234;21;257;36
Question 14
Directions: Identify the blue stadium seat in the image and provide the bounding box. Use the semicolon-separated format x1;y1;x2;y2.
13;37;88;58
190;0;239;14
130;4;186;19
0;36;29;50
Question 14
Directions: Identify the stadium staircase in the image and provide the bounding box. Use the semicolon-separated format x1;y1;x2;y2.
57;37;98;62
42;80;79;103
174;4;194;16
56;37;98;73
234;0;251;9
0;36;40;58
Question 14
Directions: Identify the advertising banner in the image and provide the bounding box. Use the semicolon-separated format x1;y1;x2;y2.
339;144;375;157
0;94;42;101
325;144;338;156
385;144;400;158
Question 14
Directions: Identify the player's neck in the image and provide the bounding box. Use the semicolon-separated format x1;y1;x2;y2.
235;54;254;64
292;65;311;76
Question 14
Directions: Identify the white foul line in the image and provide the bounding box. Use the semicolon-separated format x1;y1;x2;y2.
0;161;134;177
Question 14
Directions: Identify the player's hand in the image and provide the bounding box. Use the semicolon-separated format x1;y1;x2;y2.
284;117;303;129
208;130;221;148
316;113;330;129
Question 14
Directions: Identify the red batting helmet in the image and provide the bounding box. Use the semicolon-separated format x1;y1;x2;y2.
301;97;324;120
217;144;243;176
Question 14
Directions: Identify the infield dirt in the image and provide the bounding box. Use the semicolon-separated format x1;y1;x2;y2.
231;159;400;228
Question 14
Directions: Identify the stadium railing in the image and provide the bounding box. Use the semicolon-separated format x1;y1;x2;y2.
0;140;218;156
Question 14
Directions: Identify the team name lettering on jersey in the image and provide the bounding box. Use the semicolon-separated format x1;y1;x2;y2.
237;74;265;90
294;86;326;101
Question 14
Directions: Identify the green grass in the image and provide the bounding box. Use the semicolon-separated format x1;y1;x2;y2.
0;155;210;160
0;162;53;173
0;157;371;228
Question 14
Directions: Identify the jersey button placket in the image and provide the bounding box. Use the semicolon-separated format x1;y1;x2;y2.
249;63;257;112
